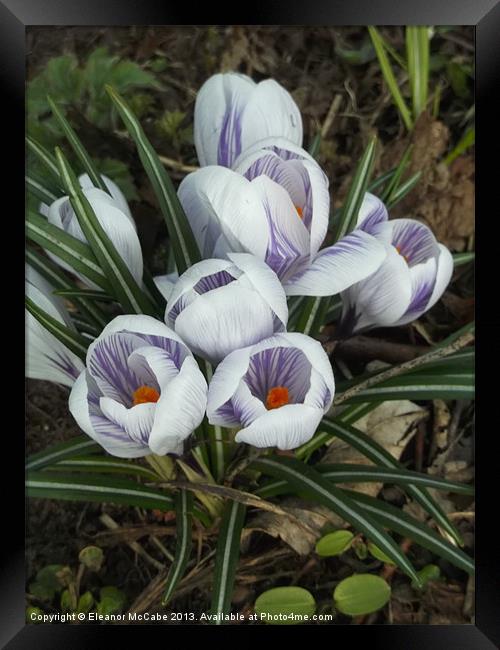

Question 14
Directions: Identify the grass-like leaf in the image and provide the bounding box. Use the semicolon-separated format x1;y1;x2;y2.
26;136;63;187
334;135;377;241
26;295;89;361
27;210;112;292
368;26;413;130
162;489;194;606
315;419;463;546
55;147;157;316
106;86;201;274
26;435;102;471
453;252;475;267
343;489;474;575
26;471;210;526
386;171;421;208
255;463;474;499
26;175;58;206
48;96;108;192
49;455;158;481
406;27;430;119
27;248;109;330
210;500;246;622
252;456;420;584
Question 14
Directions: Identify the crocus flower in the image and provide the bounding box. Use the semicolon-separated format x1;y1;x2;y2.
40;173;132;220
69;315;208;458
165;254;288;365
26;266;85;387
46;184;143;287
178;139;386;296
338;193;454;335
207;332;335;450
153;271;179;303
194;73;303;168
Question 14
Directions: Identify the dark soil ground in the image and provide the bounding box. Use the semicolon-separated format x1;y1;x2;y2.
26;26;474;625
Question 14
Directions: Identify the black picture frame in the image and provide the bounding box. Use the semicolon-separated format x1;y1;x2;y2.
5;0;498;646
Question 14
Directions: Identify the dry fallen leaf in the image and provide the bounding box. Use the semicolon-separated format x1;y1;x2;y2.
322;400;427;496
242;497;346;556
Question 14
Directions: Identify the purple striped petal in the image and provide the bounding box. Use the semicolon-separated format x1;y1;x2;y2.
193;269;237;294
389;219;439;266
243;346;312;405
218;104;243;167
357;192;389;235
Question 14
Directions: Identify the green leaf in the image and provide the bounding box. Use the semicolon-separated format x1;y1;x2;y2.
96;586;126;616
334;574;391;616
26;175;58;206
106;86;202;273
315;530;354;557
48;96;107;192
26;470;211;527
26;435;102;471
367;542;396;565
412;564;441;589
210;500;246;623
453;251;475;267
380;144;413;204
308;133;321;159
386;171;421;208
256;462;473;500
343;489;474;575
316;419;464;547
334;135;377;241
53;288;115;302
55;147;157;316
79;546;104;572
77;591;95;615
368;26;413;130
406;27;430;119
51;455;158;481
27;248;109;330
26;136;63;186
252;456;419;584
27;210;112;292
25;295;89;361
162;489;194;605
255;587;316;625
444;126;475;166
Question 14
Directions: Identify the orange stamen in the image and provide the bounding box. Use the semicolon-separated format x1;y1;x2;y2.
395;245;409;263
294;205;304;219
266;386;289;410
132;385;160;406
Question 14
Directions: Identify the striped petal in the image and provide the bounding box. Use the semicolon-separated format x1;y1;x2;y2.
388;218;439;266
79;173;133;221
341;244;413;333
178;166;269;259
26;279;84;387
284;230;386;296
174;283;276;365
235;403;324;450
194;73;302;168
149;357;208;456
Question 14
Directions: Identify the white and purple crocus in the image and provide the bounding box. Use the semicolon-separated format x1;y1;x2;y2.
69;315;208;458
26;266;85;387
165;254;288;365
339;193;454;335
194;72;303;168
207;332;335;450
43;174;143;288
179;138;386;297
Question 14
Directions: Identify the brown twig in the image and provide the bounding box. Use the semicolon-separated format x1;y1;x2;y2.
332;330;474;409
335;335;429;364
154;479;317;537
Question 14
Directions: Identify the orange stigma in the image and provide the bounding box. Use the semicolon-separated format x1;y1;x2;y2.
294;205;304;219
395;245;409;263
132;385;160;406
266;386;289;410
